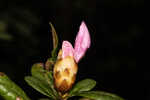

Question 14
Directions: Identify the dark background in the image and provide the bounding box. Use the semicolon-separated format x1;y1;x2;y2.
0;0;145;100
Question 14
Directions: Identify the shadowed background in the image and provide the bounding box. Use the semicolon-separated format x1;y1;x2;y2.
0;0;145;100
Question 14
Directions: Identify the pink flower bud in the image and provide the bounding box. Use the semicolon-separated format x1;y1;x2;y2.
54;42;76;92
62;41;74;59
53;21;90;93
74;21;91;63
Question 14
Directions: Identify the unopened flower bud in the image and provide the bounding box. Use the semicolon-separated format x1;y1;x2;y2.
53;50;78;92
53;21;90;93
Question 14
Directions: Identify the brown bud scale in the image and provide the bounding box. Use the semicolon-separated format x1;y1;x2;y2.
53;56;78;92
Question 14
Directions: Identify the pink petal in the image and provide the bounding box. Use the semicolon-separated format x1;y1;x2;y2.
62;41;74;59
74;21;91;63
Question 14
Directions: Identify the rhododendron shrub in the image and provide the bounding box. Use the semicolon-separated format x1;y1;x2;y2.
0;21;124;100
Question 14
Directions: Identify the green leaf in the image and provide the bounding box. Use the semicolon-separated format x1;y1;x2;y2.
49;22;58;60
69;79;96;97
77;91;124;100
45;71;54;89
30;63;60;99
25;76;56;99
0;72;30;100
0;83;22;100
31;63;46;80
49;23;58;50
45;71;60;98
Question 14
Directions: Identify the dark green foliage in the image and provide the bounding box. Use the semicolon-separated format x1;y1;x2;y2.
69;79;96;97
25;63;60;100
0;73;30;100
76;91;124;100
25;76;55;99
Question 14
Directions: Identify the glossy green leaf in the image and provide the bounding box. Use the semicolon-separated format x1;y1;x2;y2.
69;79;96;97
0;72;30;100
25;76;56;99
30;63;60;99
77;91;124;100
49;22;58;60
0;83;22;100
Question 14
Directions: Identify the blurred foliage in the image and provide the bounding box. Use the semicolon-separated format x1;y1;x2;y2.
0;7;40;39
0;21;13;41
